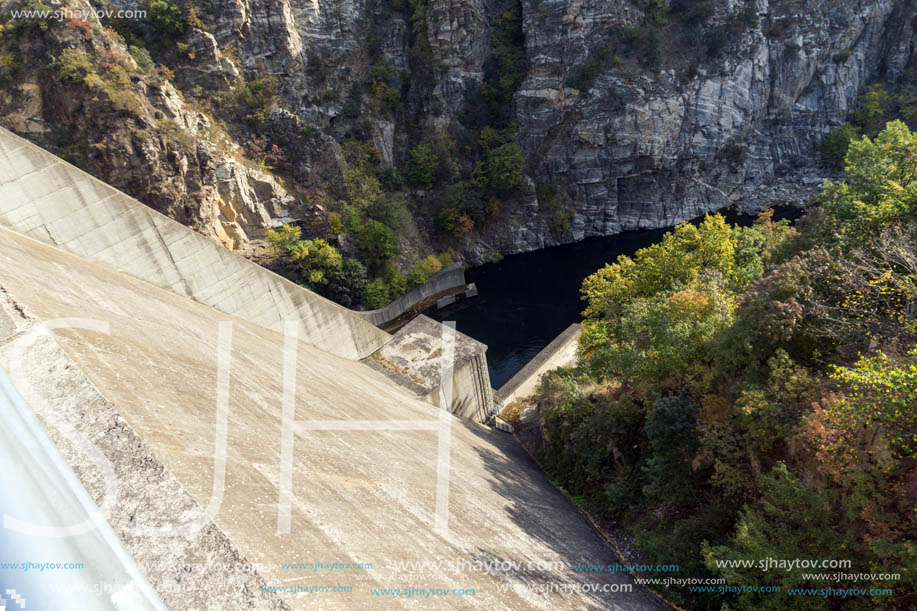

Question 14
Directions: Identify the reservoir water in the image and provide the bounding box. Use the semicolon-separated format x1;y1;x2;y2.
433;209;801;389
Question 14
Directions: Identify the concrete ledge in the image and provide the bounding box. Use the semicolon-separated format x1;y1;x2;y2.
354;264;466;327
0;127;390;360
495;323;582;406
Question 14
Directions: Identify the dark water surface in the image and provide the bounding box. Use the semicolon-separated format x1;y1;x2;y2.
433;209;801;389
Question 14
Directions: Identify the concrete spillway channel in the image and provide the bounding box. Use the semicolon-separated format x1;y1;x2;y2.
0;127;668;610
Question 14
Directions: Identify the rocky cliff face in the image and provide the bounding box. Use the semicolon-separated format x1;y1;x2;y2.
0;17;305;254
2;0;915;264
505;0;914;250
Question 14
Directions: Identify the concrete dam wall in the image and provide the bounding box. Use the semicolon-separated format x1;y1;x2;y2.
0;225;664;610
0;126;390;361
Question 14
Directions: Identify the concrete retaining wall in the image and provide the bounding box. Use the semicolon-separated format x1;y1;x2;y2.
423;352;495;423
495;323;582;406
0;127;390;360
354;264;466;327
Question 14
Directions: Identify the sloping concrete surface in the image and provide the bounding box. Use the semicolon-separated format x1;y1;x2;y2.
0;227;666;610
0;126;389;360
0;288;290;611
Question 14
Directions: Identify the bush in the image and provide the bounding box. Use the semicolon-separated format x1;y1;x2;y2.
565;48;610;91
854;84;892;136
356;218;399;265
817;120;917;246
437;207;474;238
670;0;713;28
367;195;411;235
830;347;917;460
324;258;368;307
638;0;668;27
704;463;847;609
55;48;95;83
420;254;443;275
406;142;437;188
705;25;729;58
362;277;390;309
128;45;154;72
407;265;428;288
236;77;279;122
477;0;526;127
485;142;526;195
327;211;344;234
821;122;859;169
381;263;408;298
552;209;570;234
143;0;185;37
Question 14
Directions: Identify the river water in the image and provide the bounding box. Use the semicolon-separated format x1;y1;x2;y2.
432;209;801;389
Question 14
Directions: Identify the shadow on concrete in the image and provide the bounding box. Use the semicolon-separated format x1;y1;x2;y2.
455;420;671;610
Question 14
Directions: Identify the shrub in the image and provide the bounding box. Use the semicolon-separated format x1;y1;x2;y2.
638;0;668;27
327;212;344;234
670;0;713;28
381;262;408;298
265;224;301;252
367;195;412;235
128;45;154;72
817;120;917;246
705;25;729;58
420;254;444;275
0;50;17;82
485;142;525;194
356;218;399;265
406;142;437;188
143;0;185;37
324;257;368;307
288;238;342;286
236;77;279;122
55;48;95;83
565;48;610;91
478;0;526;127
704;463;847;608
408;265;428;288
830;347;917;460
437;207;474;238
551;209;570;234
821;122;859;169
854;83;892;136
362;277;390;309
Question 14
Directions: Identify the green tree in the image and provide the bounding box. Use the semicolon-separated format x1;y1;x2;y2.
356;219;399;265
287;239;342;286
821;123;859;169
818;120;917;246
485;142;525;194
704;463;847;610
406;142;437;188
581;214;740;321
854;84;892;136
143;0;185;37
265;224;302;252
830;347;917;460
324;258;368;307
362;277;390;309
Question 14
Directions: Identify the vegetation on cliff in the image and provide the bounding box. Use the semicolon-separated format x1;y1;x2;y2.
528;121;917;609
